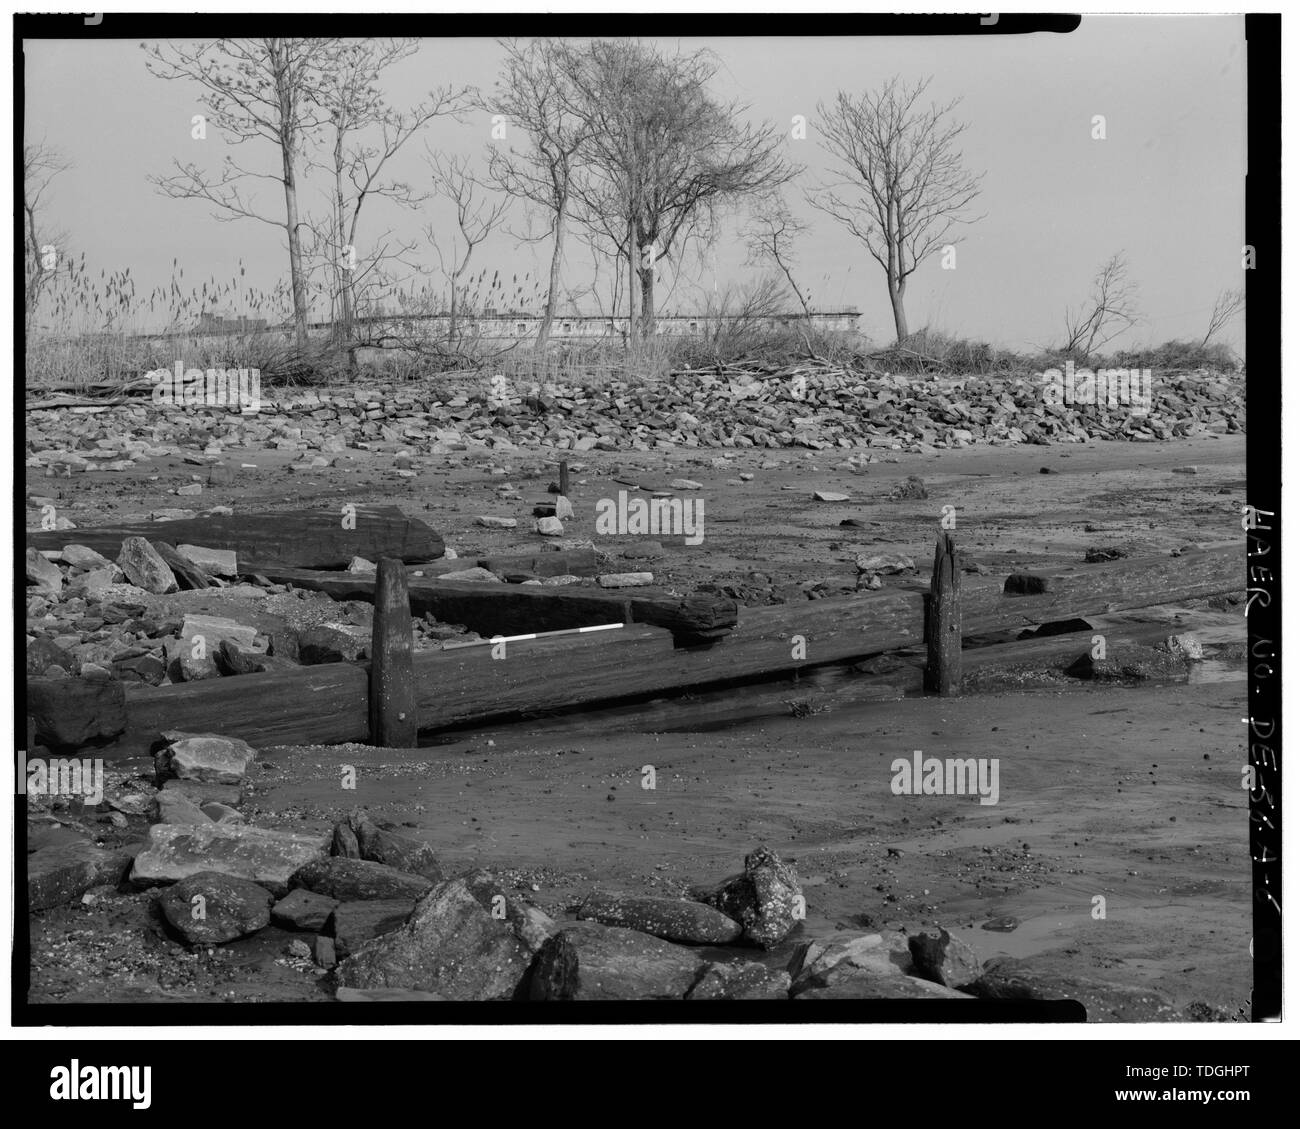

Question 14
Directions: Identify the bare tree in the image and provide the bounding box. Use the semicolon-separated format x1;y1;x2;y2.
1201;287;1245;348
23;141;71;334
482;38;590;350
1061;252;1141;356
561;39;794;341
308;39;466;356
810;76;984;342
145;38;339;348
744;192;813;319
425;153;510;344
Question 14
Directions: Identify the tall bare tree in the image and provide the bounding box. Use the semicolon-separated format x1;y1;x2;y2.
23;141;71;334
425;153;510;344
1201;287;1245;348
1061;252;1141;356
308;39;465;354
145;37;339;348
562;39;794;340
482;38;590;350
810;76;984;342
744;192;813;319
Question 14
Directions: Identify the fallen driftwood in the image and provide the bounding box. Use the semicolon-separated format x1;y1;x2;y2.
90;545;1239;753
26;505;444;571
260;567;738;644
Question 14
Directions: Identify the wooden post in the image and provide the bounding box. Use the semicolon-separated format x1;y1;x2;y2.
559;459;570;498
370;557;418;746
925;534;962;696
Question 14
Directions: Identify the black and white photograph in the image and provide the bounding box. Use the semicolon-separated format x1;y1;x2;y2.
12;7;1284;1068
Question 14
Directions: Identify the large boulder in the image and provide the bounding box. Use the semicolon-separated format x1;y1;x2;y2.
794;974;973;1000
686;961;792;1000
577;890;741;945
130;822;328;897
344;811;444;882
787;931;913;993
26;548;64;595
908;927;984;989
28;840;134;911
290;857;433;902
529;922;705;1000
334;876;547;1001
158;871;274;944
27;678;127;748
328;900;417;959
116;537;178;594
690;846;803;948
967;957;1179;1021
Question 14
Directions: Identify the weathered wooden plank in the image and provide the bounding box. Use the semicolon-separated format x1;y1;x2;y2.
260;567;737;643
103;664;370;758
26;505;444;571
413;548;598;579
411;625;672;726
370;559;417;746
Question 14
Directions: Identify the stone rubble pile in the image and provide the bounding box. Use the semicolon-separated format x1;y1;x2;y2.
26;367;1244;472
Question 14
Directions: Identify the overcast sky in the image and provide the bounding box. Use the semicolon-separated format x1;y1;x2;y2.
24;18;1247;350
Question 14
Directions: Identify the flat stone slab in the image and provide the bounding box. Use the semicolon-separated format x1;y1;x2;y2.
29;840;134;911
578;890;742;945
130;822;328;897
290;857;433;902
529;922;705;1000
155;732;257;785
328;899;417;959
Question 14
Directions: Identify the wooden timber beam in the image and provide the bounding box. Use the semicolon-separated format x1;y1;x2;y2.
92;544;1239;754
25;505;444;571
260;567;738;644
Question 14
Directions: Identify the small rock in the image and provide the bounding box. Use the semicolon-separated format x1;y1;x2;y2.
597;572;654;588
535;516;564;536
272;888;340;932
813;491;850;502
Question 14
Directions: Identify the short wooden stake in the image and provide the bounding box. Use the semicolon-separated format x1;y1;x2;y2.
559;459;570;498
925;533;962;696
370;556;418;746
